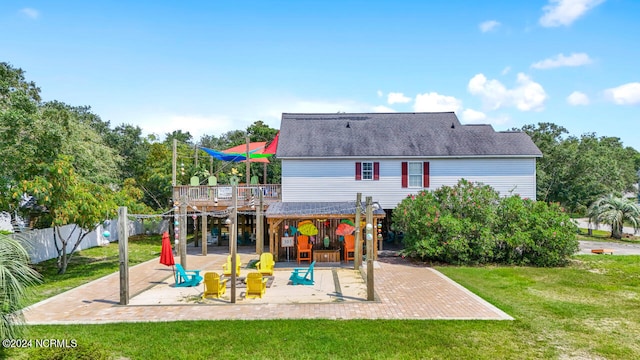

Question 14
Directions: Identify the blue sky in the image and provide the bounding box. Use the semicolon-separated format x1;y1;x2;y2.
2;0;639;149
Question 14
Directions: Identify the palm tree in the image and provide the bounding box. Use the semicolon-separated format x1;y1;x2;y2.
587;194;640;239
0;233;41;339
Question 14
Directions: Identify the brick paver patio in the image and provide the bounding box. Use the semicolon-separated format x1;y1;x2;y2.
22;246;512;324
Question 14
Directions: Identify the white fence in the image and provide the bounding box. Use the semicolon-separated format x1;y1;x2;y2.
12;218;168;264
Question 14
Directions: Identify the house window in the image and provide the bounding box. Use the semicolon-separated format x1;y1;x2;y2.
355;162;380;181
408;162;423;187
362;162;373;180
401;161;429;188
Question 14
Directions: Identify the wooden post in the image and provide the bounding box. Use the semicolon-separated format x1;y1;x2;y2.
230;185;238;303
263;162;267;185
245;135;250;185
201;209;208;256
194;144;198;168
172;139;177;186
354;193;362;270
118;206;129;305
180;196;187;268
193;211;199;248
256;190;264;254
366;196;375;301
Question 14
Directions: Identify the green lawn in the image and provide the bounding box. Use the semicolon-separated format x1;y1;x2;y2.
6;250;640;359
25;234;166;305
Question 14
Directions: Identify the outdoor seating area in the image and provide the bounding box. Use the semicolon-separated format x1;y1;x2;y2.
128;256;367;305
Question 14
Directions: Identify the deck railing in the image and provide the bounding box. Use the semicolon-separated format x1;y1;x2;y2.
172;184;281;206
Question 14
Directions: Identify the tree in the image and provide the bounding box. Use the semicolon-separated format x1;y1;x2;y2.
40;101;121;185
0;232;41;340
587;194;640;239
104;123;149;181
21;156;123;274
521;123;640;214
164;130;193;145
247;120;278;142
0;63;42;215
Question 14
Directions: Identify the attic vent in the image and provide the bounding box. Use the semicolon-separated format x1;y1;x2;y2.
451;122;455;129
346;122;351;128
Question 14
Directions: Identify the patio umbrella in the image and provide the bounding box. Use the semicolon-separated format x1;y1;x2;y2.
297;220;318;236
159;231;176;280
335;223;355;236
160;231;175;266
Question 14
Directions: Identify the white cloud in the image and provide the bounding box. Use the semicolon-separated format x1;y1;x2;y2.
373;105;396;113
462;109;487;123
387;92;412;105
377;90;383;98
468;73;547;112
531;53;592;69
567;91;590;105
19;8;39;19
539;0;605;27
604;82;640;105
501;66;511;75
479;20;500;33
414;92;462;113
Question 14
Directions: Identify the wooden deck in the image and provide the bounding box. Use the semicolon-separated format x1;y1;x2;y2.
173;184;281;207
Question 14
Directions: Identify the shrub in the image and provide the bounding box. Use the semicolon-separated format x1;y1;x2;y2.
393;179;579;266
494;197;578;266
394;179;500;265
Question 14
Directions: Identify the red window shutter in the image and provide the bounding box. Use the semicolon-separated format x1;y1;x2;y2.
401;162;408;188
355;162;362;180
373;162;380;180
423;161;430;188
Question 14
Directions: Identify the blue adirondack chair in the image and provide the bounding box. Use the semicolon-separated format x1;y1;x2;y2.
175;264;203;287
289;261;316;285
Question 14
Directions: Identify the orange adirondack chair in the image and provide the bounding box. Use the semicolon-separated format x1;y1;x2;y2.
344;234;355;262
297;235;312;264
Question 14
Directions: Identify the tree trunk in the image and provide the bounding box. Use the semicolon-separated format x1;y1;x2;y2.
611;224;622;239
58;242;69;274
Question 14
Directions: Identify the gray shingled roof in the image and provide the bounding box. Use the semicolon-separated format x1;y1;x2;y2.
276;112;542;158
265;202;385;218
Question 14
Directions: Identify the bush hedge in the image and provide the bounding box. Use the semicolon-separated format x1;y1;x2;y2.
393;179;579;266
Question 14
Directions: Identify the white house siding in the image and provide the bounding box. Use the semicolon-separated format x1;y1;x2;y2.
281;158;537;209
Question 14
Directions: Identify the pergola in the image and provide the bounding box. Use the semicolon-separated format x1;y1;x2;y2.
265;201;386;262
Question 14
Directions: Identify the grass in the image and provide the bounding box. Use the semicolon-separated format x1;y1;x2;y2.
25;234;166;305
5;253;640;359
